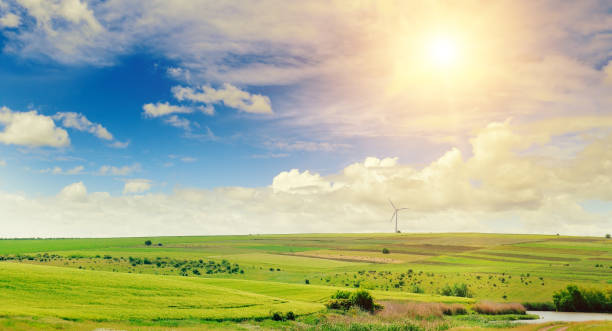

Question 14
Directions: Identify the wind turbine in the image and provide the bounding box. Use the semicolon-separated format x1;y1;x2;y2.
388;199;408;233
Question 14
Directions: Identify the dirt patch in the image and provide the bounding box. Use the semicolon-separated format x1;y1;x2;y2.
288;252;404;264
587;257;612;261
478;252;580;262
454;254;540;264
396;244;479;253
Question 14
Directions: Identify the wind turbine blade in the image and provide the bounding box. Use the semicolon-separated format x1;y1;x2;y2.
390;211;396;222
388;199;397;210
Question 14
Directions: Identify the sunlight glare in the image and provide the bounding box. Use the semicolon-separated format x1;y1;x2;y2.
428;36;459;68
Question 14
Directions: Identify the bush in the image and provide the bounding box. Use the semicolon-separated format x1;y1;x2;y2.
606;234;611;239
440;283;472;298
382;248;390;254
351;290;376;312
410;285;424;294
325;299;353;310
473;301;526;315
332;290;351;299
144;240;152;246
271;311;283;321
553;285;612;312
285;311;295;320
304;279;310;284
325;290;380;313
523;302;555;311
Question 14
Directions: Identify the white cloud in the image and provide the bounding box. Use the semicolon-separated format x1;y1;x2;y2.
57;181;87;201
0;106;69;147
3;1;612;146
142;102;192;118
272;169;333;194
41;165;84;175
265;140;350;152
163;115;191;131
109;140;129;149
0;12;20;27
97;163;141;176
2;118;612;237
6;0;106;64
53;112;113;140
172;84;272;114
123;179;151;194
198;105;215;116
167;67;191;82
168;155;197;163
604;60;612;84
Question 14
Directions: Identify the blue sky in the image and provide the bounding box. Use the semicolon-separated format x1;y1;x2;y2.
0;1;611;237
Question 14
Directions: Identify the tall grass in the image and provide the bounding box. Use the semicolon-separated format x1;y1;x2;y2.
472;301;526;315
377;301;467;319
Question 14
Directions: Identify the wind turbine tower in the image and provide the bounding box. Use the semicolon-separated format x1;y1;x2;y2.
388;199;409;233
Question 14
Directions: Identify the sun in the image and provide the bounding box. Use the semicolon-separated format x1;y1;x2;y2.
427;36;459;68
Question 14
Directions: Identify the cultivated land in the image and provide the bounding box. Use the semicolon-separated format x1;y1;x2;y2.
0;233;610;330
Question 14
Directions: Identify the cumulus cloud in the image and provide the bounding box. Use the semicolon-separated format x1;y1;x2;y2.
142;102;193;118
172;84;272;114
123;179;151;194
0;12;19;27
97;163;141;176
40;165;84;175
1;118;611;237
53;112;113;140
272;169;333;194
57;181;87;201
0;106;69;147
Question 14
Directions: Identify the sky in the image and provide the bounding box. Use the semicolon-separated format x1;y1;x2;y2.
0;0;612;237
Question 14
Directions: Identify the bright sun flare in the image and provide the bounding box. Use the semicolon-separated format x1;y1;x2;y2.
428;37;459;67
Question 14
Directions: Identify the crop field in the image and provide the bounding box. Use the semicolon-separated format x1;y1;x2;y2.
0;233;610;330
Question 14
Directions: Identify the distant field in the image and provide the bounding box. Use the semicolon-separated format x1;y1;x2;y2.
0;233;610;329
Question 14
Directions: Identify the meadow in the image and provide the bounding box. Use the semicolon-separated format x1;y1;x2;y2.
0;233;610;330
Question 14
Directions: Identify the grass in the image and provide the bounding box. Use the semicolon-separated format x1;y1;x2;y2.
472;301;526;315
0;232;610;329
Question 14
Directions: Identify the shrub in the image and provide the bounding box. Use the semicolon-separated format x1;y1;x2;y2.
473;301;526;315
285;311;296;320
144;240;152;246
440;283;472;298
410;285;424;294
553;285;612;312
325;299;353;310
332;290;351;299
382;248;390;254
326;290;380;313
305;279;310;284
271;311;283;321
351;290;375;312
522;302;555;311
606;234;611;239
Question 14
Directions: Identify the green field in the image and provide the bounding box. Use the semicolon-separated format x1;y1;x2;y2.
0;233;610;330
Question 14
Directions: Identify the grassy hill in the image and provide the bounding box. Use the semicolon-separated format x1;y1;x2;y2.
0;233;610;330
